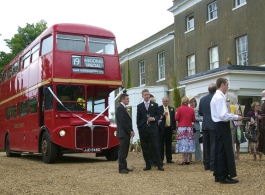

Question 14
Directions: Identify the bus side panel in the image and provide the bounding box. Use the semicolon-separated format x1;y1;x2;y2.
16;72;22;96
21;66;30;92
12;115;27;151
40;54;53;81
29;60;39;90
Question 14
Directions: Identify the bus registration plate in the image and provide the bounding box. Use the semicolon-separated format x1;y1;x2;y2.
83;147;102;153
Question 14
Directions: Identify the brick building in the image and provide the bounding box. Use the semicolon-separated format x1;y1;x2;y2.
118;0;265;142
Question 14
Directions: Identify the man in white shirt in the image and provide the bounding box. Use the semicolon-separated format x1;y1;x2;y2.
210;78;242;184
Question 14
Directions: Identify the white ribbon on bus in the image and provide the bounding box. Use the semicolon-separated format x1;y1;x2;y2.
47;87;126;127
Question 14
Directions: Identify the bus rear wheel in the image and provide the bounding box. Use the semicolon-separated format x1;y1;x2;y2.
41;132;58;164
5;135;21;157
105;145;119;161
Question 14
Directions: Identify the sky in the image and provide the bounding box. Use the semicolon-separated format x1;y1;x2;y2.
0;0;174;116
0;0;173;53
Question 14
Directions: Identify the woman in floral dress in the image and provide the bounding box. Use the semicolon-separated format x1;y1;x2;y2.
175;96;196;165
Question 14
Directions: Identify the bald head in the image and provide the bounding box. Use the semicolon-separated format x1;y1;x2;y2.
162;97;169;106
208;83;217;94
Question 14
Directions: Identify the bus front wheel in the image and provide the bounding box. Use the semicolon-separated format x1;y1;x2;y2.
5;135;21;157
105;145;119;161
41;132;58;164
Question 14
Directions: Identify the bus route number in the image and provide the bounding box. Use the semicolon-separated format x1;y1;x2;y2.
83;148;102;153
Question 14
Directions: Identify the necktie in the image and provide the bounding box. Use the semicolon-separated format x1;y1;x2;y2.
165;107;170;126
145;102;149;111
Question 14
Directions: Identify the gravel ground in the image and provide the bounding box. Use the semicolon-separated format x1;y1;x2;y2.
0;151;265;195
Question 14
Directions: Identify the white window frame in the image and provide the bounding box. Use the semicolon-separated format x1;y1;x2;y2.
186;15;194;32
139;60;145;86
236;35;248;66
188;55;195;76
233;0;247;10
209;46;219;69
235;0;246;7
208;1;217;21
158;52;165;81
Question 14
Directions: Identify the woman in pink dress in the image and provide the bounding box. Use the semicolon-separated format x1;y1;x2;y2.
175;96;196;165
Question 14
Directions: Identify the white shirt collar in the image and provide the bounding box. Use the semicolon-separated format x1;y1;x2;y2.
121;102;126;108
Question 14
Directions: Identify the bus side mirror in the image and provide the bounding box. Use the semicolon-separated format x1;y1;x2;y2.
43;86;51;95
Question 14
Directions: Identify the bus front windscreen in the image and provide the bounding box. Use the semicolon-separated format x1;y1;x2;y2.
56;85;85;111
56;85;107;113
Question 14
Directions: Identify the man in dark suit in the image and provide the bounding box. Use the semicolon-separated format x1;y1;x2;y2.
198;83;217;171
158;97;176;163
136;89;164;171
116;93;135;174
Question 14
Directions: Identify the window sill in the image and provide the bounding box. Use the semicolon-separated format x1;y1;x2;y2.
206;17;217;24
156;78;165;83
232;2;247;11
185;28;194;34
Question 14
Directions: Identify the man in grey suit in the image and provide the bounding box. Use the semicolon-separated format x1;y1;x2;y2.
116;93;135;174
198;83;217;171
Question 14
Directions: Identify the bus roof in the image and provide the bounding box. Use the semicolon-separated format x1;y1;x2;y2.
44;23;116;38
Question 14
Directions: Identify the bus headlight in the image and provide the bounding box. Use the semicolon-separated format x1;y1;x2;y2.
114;130;117;137
59;130;66;137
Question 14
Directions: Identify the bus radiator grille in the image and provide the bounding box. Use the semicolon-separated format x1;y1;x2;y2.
75;126;108;149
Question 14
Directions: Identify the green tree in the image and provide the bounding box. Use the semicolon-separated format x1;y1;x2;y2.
0;20;47;72
0;52;14;73
126;65;132;89
173;76;181;109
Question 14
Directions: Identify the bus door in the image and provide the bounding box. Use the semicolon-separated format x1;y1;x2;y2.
25;89;39;152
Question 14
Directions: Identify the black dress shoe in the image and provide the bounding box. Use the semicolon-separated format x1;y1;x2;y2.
125;168;133;172
219;178;238;184
119;169;129;174
210;167;215;171
226;176;239;182
143;167;151;171
215;177;219;182
158;167;164;171
167;160;174;163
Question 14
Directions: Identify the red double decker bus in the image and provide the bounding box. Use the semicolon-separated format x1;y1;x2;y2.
0;23;122;163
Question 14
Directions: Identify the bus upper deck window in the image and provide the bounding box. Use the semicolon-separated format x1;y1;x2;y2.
2;71;7;83
57;34;85;52
13;61;18;75
89;37;115;55
8;66;13;79
41;35;53;55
